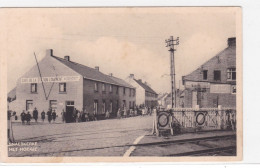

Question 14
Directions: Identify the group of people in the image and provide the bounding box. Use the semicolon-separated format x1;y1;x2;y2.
116;106;157;119
19;107;57;125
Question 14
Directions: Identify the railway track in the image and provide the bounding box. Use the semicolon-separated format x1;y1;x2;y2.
10;133;236;157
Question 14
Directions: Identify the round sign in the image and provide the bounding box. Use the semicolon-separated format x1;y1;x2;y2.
196;112;206;125
158;112;170;127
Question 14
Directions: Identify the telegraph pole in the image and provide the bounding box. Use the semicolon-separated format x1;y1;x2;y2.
165;36;179;108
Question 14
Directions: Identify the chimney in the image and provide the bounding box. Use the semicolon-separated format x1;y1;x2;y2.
95;66;99;71
130;74;134;79
138;79;142;83
227;37;236;47
64;56;70;61
109;73;113;76
46;49;53;56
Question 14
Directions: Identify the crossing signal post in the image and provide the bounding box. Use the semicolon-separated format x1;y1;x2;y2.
165;36;179;108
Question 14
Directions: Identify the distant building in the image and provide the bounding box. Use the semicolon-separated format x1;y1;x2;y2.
126;74;158;108
182;37;236;108
8;49;135;121
157;90;185;109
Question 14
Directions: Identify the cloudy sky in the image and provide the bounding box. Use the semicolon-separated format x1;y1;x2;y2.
1;7;238;93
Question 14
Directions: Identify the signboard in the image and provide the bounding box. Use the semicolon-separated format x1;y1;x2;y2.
185;81;210;89
210;84;231;93
21;76;80;83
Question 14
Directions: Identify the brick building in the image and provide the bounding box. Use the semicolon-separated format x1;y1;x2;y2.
182;37;236;108
126;74;158;108
8;49;135;121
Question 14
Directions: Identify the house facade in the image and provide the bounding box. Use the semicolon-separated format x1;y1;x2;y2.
9;49;135;121
182;37;236;108
126;74;158;108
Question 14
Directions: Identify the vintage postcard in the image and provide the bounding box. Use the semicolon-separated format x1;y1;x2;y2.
0;7;242;162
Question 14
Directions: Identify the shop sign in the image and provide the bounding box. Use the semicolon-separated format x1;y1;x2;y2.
210;84;231;93
185;81;210;89
21;76;80;83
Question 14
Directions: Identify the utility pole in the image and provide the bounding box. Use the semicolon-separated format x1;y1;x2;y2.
165;36;179;108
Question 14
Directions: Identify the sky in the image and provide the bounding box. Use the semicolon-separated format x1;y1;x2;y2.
1;7;238;93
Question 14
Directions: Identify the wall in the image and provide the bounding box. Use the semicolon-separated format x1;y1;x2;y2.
13;52;83;116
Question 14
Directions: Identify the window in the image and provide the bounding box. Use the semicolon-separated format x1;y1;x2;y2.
26;100;33;111
123;87;126;95
102;83;106;92
129;101;131;109
231;85;236;94
31;83;37;93
133;89;135;97
94;82;98;92
94;100;98;114
59;83;66;92
203;70;208;80
122;100;126;108
227;68;236;80
214;70;221;81
49;100;57;112
102;100;106;113
129;88;131;97
109;85;113;93
116;86;119;94
66;101;74;106
110;100;113;112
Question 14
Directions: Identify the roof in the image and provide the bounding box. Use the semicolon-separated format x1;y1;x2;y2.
8;87;16;100
51;55;132;88
108;76;134;89
134;79;157;95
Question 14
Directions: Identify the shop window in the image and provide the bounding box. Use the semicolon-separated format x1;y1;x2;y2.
31;83;37;93
203;70;208;80
49;100;57;112
59;83;66;93
26;100;33;111
227;68;236;80
214;70;221;81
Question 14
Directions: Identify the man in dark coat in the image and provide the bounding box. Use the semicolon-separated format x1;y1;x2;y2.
20;110;26;125
41;110;46;122
33;107;38;123
52;110;57;123
26;111;31;125
47;109;52;123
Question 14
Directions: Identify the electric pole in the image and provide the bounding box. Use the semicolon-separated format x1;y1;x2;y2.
165;36;179;108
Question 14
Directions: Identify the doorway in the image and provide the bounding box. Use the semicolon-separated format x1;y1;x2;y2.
65;101;74;123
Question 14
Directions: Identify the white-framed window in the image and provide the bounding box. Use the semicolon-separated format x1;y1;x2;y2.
59;83;66;92
102;83;106;92
49;100;57;112
227;68;236;80
231;85;236;94
109;84;113;93
31;83;37;93
94;82;98;92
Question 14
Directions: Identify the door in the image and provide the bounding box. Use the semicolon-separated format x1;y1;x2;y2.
65;101;74;123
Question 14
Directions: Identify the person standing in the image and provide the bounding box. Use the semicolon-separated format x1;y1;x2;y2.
117;108;121;119
41;110;46;122
20;110;26;125
26;111;31;125
52;110;57;123
47;109;52;123
105;110;110;119
33;107;38;123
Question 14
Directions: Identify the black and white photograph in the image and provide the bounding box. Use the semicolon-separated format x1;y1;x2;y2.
1;7;242;162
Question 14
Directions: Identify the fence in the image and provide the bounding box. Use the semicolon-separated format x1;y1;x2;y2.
152;105;236;136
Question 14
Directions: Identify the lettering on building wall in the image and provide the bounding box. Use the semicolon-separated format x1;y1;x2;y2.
21;76;80;83
185;81;210;89
210;84;231;93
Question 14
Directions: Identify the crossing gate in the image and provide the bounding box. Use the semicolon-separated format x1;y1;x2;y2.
152;106;236;136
